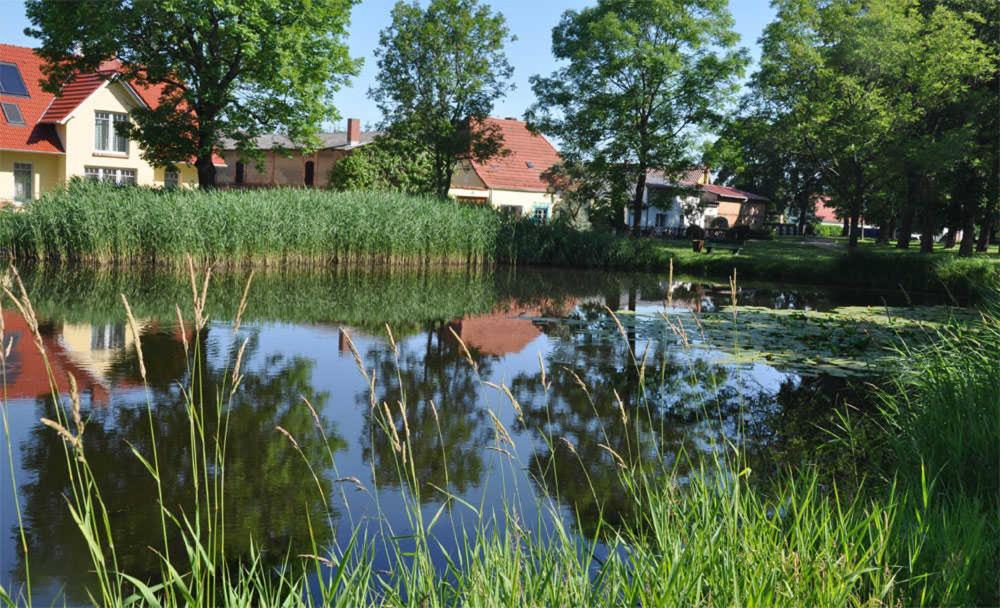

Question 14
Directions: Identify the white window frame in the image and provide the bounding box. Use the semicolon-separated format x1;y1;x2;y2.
85;166;137;185
532;206;549;224
13;162;32;203
94;111;130;154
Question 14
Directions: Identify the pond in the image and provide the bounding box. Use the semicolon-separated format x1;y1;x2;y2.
0;266;970;604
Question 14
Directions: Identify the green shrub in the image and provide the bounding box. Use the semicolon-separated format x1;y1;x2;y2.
814;223;843;238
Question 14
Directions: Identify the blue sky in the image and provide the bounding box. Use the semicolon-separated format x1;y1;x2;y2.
0;0;775;129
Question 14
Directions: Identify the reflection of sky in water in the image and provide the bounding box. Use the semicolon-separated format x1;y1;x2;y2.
0;268;916;604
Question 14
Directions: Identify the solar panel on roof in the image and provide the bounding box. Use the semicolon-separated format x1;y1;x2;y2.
1;102;24;125
0;63;29;97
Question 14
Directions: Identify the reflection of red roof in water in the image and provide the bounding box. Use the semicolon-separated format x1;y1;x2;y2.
453;300;577;356
2;311;111;406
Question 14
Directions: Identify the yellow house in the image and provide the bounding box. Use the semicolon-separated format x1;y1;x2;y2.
448;118;561;221
1;44;215;204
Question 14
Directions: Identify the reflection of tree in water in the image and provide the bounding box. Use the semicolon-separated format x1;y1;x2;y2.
15;326;343;602
361;322;494;498
509;290;849;536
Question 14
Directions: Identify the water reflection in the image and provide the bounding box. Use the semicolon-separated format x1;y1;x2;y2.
11;324;343;602
1;266;909;603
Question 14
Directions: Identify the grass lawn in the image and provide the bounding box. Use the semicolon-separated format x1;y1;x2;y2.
652;236;1000;300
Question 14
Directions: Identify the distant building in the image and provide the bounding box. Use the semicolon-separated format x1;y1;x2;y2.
448;118;562;222
1;44;222;204
626;167;769;231
216;118;378;188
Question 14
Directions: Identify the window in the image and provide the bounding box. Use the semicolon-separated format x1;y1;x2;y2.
499;205;522;218
532;206;549;223
655;213;668;228
13;163;32;203
1;102;24;125
0;63;29;96
85;166;137;185
94;111;129;153
304;161;315;187
164;169;180;188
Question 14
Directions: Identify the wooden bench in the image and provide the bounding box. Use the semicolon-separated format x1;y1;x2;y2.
705;239;744;254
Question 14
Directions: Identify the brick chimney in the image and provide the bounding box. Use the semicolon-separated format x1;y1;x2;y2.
347;118;361;146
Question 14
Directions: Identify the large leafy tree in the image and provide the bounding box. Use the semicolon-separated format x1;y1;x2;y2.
328;135;435;194
754;0;992;249
527;0;747;234
370;0;515;199
26;0;360;187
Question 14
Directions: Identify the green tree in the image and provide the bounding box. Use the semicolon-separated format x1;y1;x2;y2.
754;0;992;249
25;0;360;187
370;0;515;199
329;135;435;194
527;0;747;234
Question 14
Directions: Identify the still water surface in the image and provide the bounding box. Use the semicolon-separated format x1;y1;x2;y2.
0;267;950;603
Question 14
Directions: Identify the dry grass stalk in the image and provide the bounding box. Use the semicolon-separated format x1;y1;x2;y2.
429;400;440;425
120;295;147;383
385;324;398;356
667;258;675;308
67;373;84;437
301;396;323;431
447;327;478;371
487;410;515;449
486;446;514;460
186;254;212;331
559;436;578;456
565;368;592;399
174;304;189;356
382;403;403;454
396;400;411;444
340;329;370;385
232;270;255;336
537;353;550;393
231;336;249;394
613;389;628;426
599;443;628;469
275;425;300;450
730;270;739;321
335;476;369;494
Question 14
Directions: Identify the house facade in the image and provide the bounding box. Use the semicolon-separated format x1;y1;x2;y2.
1;44;217;204
215;118;378;188
626;167;769;231
448;118;561;221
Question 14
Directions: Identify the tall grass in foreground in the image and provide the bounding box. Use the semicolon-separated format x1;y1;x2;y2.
0;263;996;606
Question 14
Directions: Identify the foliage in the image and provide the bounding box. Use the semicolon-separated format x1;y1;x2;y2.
25;0;360;187
369;0;515;198
750;0;995;248
0;181;500;266
528;0;748;232
328;135;435;195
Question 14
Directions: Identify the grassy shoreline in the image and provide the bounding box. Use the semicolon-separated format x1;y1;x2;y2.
1;184;997;302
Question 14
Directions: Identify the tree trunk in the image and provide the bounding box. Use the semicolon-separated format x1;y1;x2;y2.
877;217;894;245
943;223;958;249
841;217;850;238
630;171;648;235
196;154;217;189
848;208;861;249
959;202;977;257
896;203;915;249
977;210;996;252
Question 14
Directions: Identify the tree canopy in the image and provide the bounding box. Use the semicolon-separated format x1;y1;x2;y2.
369;0;515;199
25;0;360;187
527;0;748;233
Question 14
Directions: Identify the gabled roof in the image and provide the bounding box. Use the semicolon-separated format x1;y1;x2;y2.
700;183;769;202
1;44;223;166
0;44;65;153
469;118;561;193
221;130;380;151
647;167;712;188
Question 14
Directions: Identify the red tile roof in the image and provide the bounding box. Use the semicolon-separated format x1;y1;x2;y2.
1;45;224;165
1;44;64;153
700;183;769;202
469;118;561;193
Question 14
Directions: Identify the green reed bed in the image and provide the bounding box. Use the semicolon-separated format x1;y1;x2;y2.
0;267;996;607
0;182;502;266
